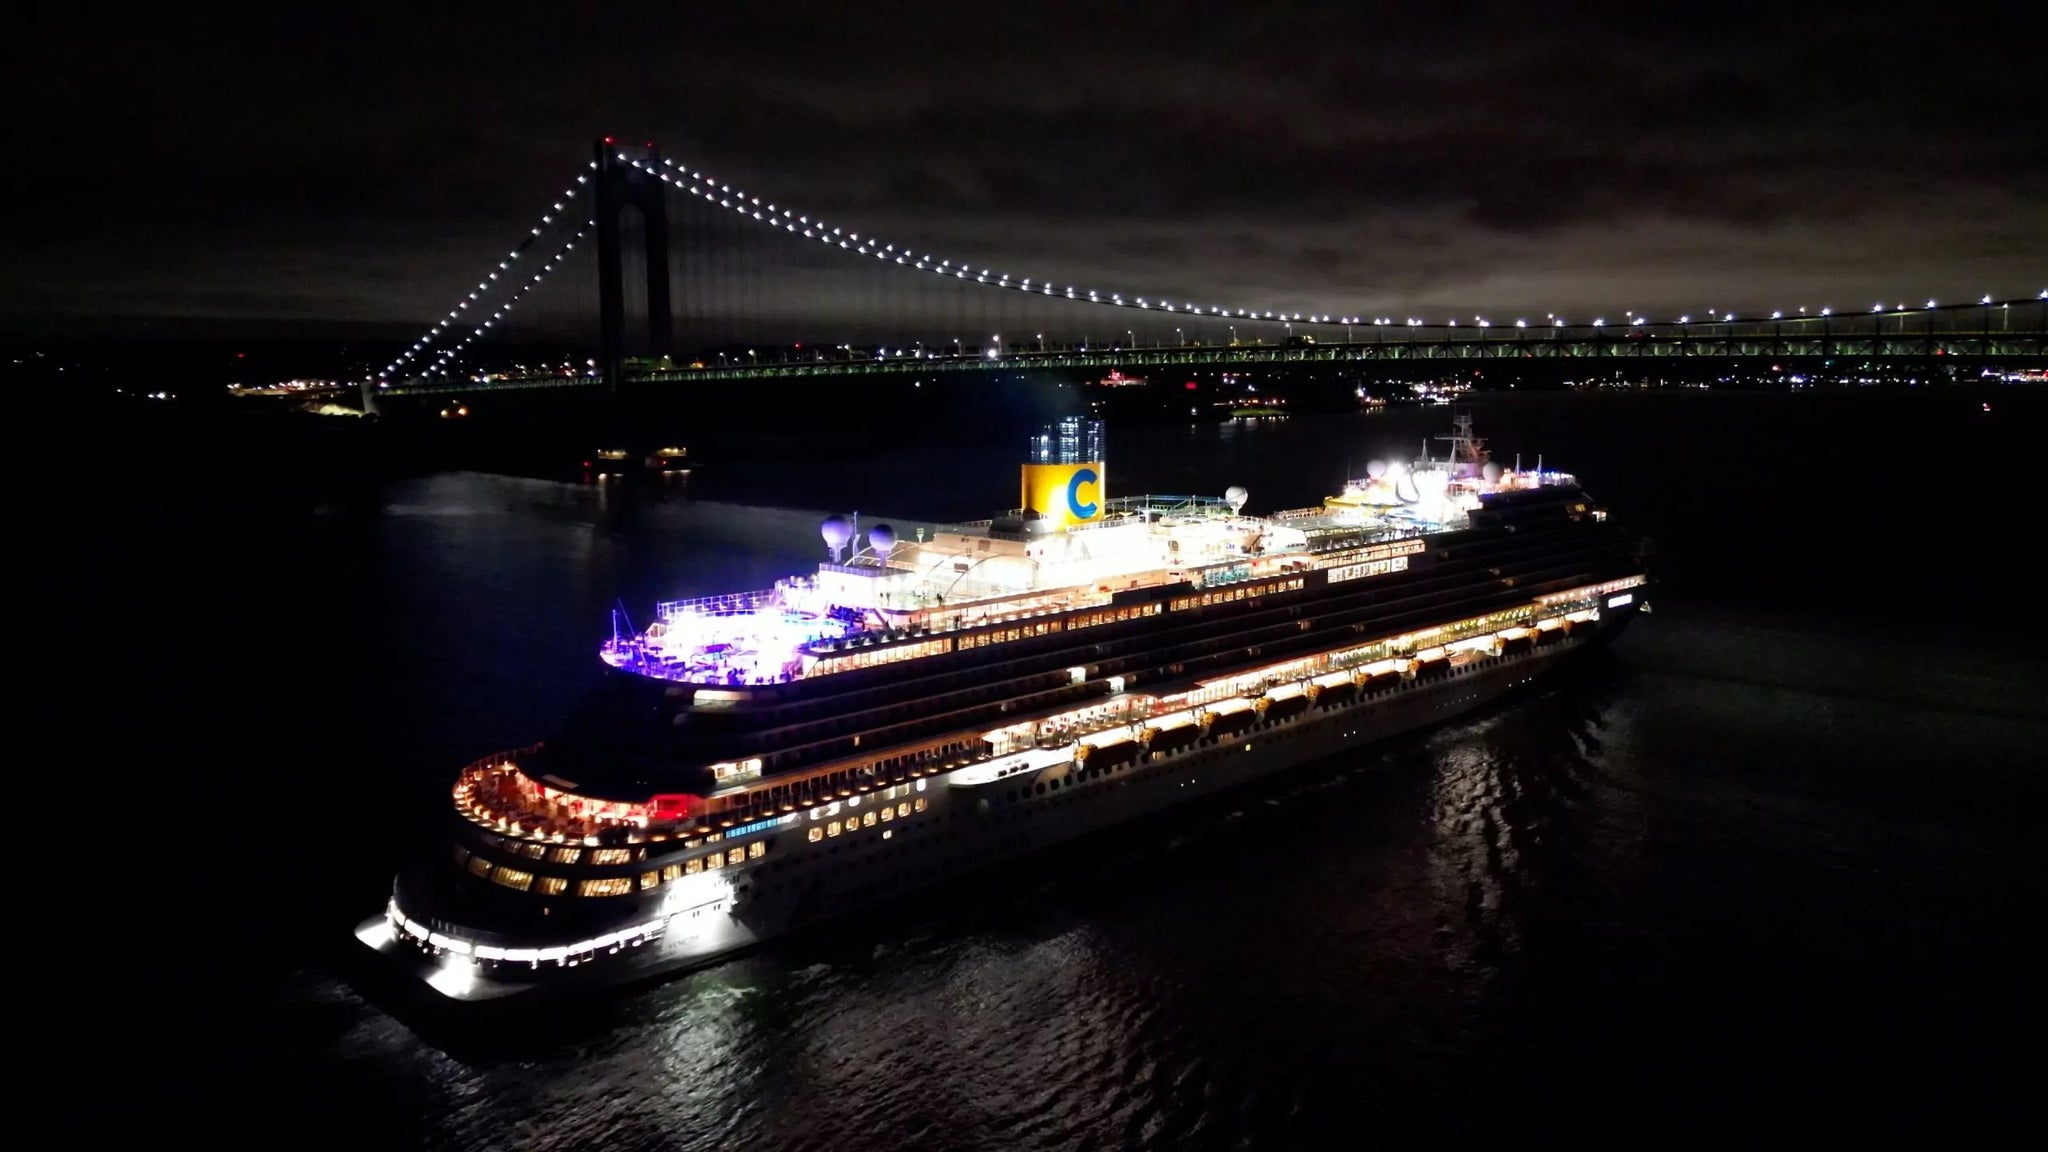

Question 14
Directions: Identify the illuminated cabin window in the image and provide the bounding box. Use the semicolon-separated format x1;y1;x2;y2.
813;637;955;675
914;798;928;813
709;758;765;786
1171;573;1310;610
896;802;911;818
491;866;535;892
517;841;547;860
1064;603;1164;632
639;871;660;890
748;841;766;859
549;846;582;865
809;827;824;843
862;811;878;828
467;854;493;879
685;857;704;875
577;877;634;897
725;847;745;866
537;876;568;896
880;806;894;822
662;863;683;881
591;848;634;866
1326;557;1409;584
828;821;843;837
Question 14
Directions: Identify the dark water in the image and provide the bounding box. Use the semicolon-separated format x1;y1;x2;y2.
64;391;2045;1145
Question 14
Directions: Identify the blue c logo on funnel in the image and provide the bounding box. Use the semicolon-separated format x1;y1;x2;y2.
1066;468;1099;519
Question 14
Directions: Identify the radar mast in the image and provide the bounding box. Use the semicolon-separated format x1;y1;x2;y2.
1436;408;1491;473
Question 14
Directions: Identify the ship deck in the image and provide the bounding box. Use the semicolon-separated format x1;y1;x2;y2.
596;469;1580;690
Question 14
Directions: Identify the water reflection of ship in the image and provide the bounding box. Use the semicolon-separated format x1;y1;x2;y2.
1427;645;1627;965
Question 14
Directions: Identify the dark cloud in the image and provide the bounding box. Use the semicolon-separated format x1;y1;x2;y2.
6;2;2043;341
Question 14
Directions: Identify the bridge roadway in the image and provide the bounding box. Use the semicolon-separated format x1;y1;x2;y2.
378;304;2048;397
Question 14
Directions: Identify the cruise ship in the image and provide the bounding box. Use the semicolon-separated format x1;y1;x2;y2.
356;413;1651;1004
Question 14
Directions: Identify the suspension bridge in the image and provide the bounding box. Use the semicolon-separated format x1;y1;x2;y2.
366;140;2047;406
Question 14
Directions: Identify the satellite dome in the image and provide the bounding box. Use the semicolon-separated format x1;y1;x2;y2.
820;515;852;550
1482;461;1503;482
1224;485;1249;513
1415;469;1450;496
1365;459;1388;479
867;523;897;554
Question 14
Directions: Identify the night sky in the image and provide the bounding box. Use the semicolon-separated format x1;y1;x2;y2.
9;3;2044;342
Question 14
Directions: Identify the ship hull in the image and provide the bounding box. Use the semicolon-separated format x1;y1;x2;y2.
353;601;1638;1008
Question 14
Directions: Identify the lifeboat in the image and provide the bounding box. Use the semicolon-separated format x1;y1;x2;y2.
1263;694;1311;724
1316;679;1359;709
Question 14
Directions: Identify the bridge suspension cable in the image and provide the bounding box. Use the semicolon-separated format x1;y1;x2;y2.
631;152;1365;333
375;162;599;384
405;225;591;381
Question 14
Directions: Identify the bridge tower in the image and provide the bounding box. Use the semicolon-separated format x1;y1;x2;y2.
593;137;674;393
